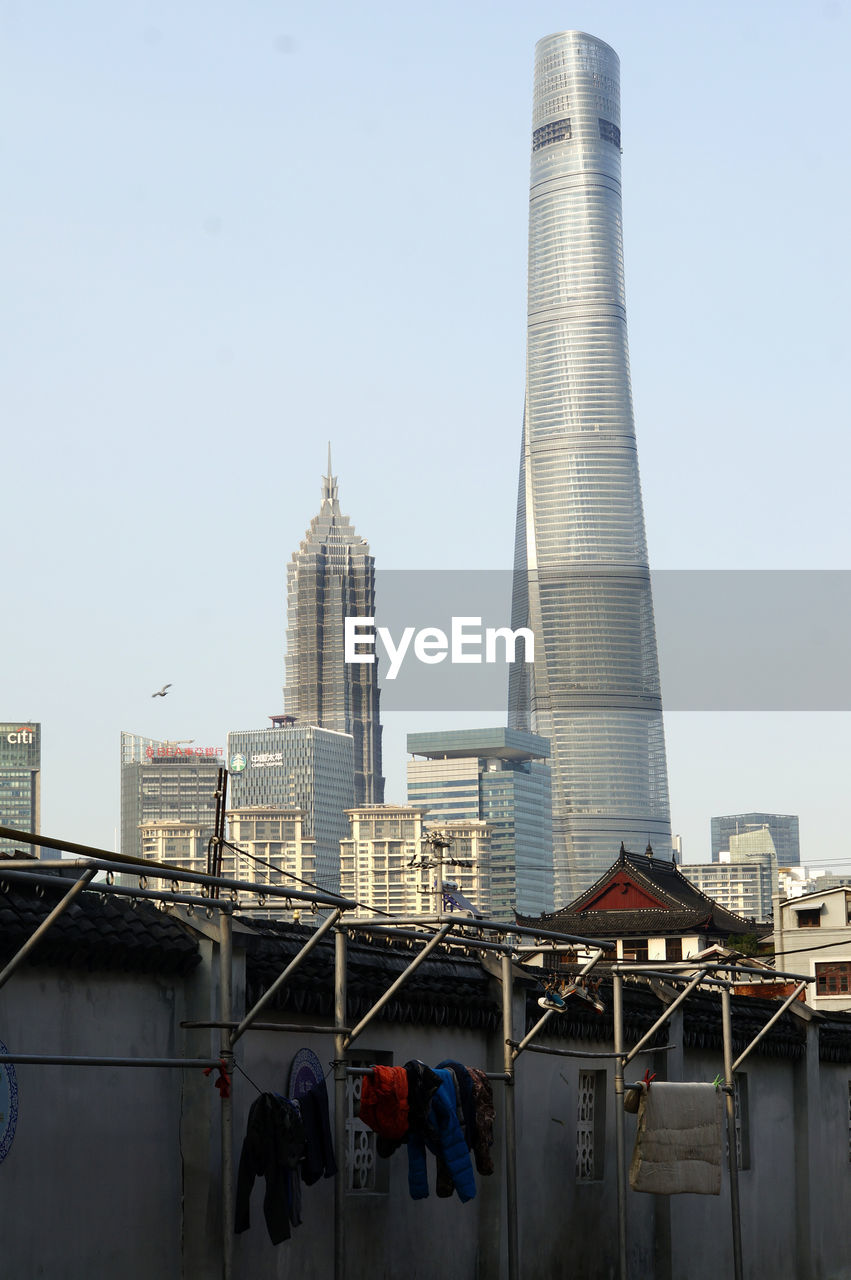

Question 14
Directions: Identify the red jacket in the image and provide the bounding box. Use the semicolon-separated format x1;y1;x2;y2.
359;1064;409;1140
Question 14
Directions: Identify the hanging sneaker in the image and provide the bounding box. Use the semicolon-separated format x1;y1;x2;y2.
537;987;566;1012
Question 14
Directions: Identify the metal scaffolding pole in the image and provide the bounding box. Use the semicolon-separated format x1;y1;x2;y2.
501;951;519;1280
228;908;344;1047
0;866;98;990
334;926;348;1280
219;910;234;1280
613;971;627;1280
721;984;744;1280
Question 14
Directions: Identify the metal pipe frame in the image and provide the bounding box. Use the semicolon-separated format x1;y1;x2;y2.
343;912;616;950
333;926;348;1280
182;1020;351;1035
732;980;809;1072
219;911;234;1280
344;923;518;954
621;969;710;1068
511;948;606;1062
610;960;813;983
228;908;344;1047
501;951;519;1280
344;923;454;1049
0;867;98;990
508;1042;675;1062
0;846;356;909
0;864;234;913
0;1053;222;1068
613;972;627;1280
722;985;744;1280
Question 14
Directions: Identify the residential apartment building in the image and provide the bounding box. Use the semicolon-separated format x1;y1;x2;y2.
340;805;492;920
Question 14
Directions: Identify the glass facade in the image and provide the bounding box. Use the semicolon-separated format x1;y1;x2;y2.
284;455;384;806
227;723;354;892
509;32;672;904
711;813;800;867
407;727;554;919
0;723;40;857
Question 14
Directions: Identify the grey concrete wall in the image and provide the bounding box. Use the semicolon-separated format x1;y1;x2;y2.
4;930;851;1280
0;966;190;1280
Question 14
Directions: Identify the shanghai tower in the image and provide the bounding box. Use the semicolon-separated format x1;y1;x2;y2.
509;32;672;903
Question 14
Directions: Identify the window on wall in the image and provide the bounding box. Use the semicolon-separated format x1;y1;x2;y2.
796;909;822;928
665;937;683;962
816;962;851;996
621;939;649;962
576;1070;606;1181
346;1052;392;1194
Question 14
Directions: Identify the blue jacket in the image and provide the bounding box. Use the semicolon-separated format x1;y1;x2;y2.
407;1067;477;1203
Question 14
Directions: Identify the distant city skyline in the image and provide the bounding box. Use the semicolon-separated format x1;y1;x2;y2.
4;3;849;877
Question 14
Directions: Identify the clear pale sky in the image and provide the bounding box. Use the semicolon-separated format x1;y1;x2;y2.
4;0;850;872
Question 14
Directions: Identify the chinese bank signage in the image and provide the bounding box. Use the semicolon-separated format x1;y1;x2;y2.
145;745;223;759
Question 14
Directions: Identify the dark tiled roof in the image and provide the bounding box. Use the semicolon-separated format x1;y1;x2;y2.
238;918;502;1032
517;847;759;938
0;869;201;976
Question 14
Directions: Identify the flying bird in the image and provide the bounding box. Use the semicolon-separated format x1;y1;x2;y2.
152;684;172;698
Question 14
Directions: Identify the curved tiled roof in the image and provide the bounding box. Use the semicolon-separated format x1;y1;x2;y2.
0;868;201;976
517;847;760;938
239;918;502;1032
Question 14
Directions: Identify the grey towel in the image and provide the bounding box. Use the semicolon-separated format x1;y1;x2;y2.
629;1083;722;1195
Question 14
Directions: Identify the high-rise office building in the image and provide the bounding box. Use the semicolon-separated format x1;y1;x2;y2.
711;813;800;866
227;722;354;892
407;728;553;919
120;731;222;860
284;452;383;806
508;32;672;904
0;722;40;857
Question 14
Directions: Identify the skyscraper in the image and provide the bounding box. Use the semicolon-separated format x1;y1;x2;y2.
120;731;222;860
407;728;554;919
509;32;672;903
227;722;354;891
0;722;40;857
711;813;800;867
284;451;384;806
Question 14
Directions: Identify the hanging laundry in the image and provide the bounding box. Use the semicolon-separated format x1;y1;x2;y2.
359;1064;409;1141
467;1067;495;1176
299;1077;337;1186
407;1066;477;1203
235;1093;306;1244
629;1082;723;1196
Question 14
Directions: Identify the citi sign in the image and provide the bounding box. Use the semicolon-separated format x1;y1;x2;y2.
6;727;34;744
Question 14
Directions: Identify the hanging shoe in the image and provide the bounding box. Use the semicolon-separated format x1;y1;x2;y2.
537;988;566;1012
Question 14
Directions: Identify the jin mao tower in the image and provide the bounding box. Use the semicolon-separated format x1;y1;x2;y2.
284;452;384;805
509;32;672;902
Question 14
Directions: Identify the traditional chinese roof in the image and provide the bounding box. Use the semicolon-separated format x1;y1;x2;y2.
517;845;761;939
0;868;201;975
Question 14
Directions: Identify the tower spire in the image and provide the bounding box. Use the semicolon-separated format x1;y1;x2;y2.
321;442;339;510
